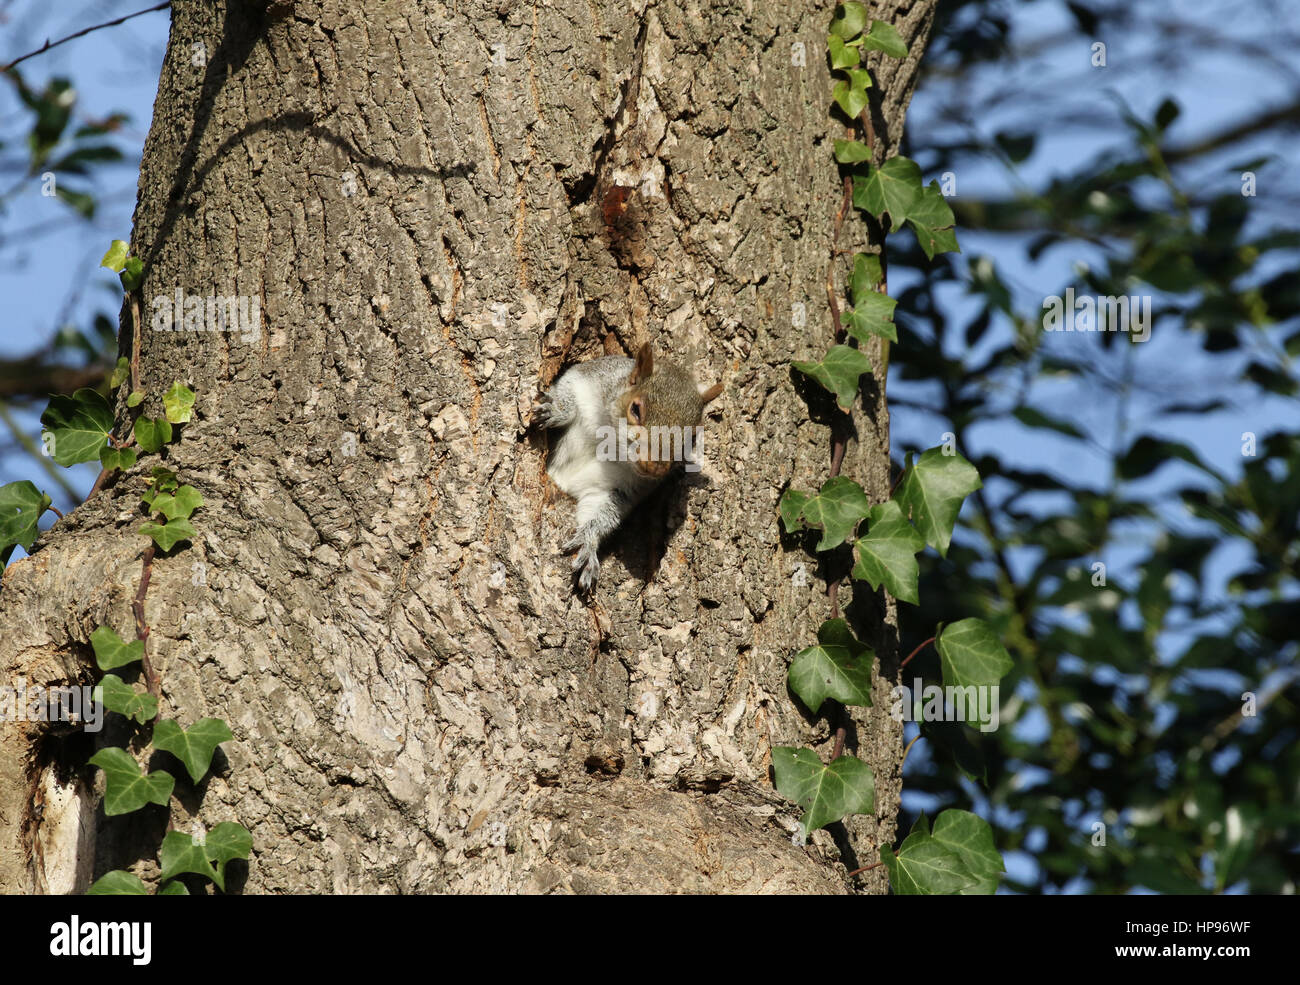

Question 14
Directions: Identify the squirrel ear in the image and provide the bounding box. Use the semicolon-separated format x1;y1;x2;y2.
699;381;724;404
629;342;654;384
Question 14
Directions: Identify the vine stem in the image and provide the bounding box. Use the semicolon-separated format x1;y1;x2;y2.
133;542;161;715
899;636;935;671
847;859;887;878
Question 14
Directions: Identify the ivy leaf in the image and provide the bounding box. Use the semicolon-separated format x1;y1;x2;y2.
828;34;859;71
40;388;114;466
852;500;925;604
120;257;144;292
831;69;872;119
793;343;871;412
829;2;868;40
778;488;810;534
109;356;130;389
89;625;144;671
930;809;1004;894
159;830;222;889
936;618;1014;693
773;748;876;838
907;181;960;260
86;870;149;895
159;880;190;895
895;446;982;556
850;252;883;297
795;475;871;551
843;291;898;344
205;821;252;887
0;480;51;562
788;618;875;713
860;20;909;58
95;674;158;724
833;139;872;164
150;484;203;521
126;390;144;408
152;717;233;783
100;239;129;272
139;517;197;552
99;446;138;471
88;747;173;816
881;815;981;894
163;381;195;424
133;416;173;454
852;155;922;231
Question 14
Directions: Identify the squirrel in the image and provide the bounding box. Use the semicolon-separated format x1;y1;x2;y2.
533;342;723;593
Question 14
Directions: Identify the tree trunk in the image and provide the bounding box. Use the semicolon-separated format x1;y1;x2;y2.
1;0;934;894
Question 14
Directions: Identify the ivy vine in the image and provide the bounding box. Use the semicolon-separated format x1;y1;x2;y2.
772;4;1011;894
0;238;250;895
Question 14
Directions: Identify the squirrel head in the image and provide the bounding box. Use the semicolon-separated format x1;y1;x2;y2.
617;342;724;479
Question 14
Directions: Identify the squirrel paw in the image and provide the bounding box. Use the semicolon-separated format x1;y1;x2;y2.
531;391;559;429
568;537;600;593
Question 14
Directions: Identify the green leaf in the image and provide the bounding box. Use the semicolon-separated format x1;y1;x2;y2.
110;356;130;389
150;467;179;494
159;830;222;890
828;34;859;70
162;382;195;424
829;2;868;40
0;480;51;560
852;156;922;231
788;618;875;713
88;747;173;815
850;252;883;296
792;344;871;412
895;447;982;556
89;625;144;671
95;674;158;724
133;417;173;454
99;446;137;472
159;880;190;895
930;809;1004;894
205;821;252;887
100;240;129;272
139;517;197;552
831;69;872;119
773;748;875;837
152;717;233;783
778;488;810;534
40;388;114;466
150;485;202;521
881;815;981;894
843;291;898;344
906;181;960;259
852;500;925;604
794;475;871;551
833;139;872;164
126;390;144;408
86;870;149;895
936;618;1014;693
120;257;143;292
860;20;908;58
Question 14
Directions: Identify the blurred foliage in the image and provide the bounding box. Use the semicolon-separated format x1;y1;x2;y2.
889;0;1300;892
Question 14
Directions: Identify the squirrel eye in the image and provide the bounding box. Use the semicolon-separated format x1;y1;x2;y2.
629;399;644;424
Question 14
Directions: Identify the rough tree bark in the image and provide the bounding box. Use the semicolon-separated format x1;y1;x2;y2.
1;0;935;893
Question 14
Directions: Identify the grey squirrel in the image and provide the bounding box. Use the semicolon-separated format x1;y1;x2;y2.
533;342;723;592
